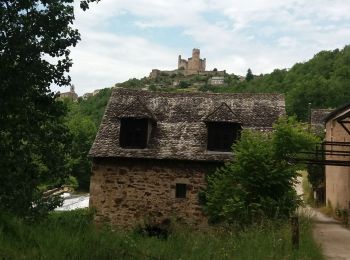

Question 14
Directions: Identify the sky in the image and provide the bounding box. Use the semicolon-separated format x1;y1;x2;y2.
62;0;350;95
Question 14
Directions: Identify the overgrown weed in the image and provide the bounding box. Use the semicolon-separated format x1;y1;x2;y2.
0;209;323;259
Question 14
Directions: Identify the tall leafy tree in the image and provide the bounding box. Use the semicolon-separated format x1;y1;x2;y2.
245;68;254;81
0;0;97;217
204;117;318;225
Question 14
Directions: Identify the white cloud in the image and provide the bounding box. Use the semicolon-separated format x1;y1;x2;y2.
65;0;350;95
68;30;177;94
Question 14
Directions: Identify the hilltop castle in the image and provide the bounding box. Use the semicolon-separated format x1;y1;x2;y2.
178;48;206;74
149;48;225;78
58;85;78;101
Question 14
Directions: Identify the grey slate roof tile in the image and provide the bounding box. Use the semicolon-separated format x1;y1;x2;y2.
89;88;285;162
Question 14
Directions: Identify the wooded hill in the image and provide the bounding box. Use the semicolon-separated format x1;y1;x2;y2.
107;45;350;121
231;45;350;120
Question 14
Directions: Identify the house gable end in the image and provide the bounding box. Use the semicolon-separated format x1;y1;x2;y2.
204;102;241;124
117;97;156;121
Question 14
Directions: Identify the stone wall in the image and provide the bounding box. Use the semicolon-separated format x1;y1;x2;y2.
325;118;350;209
89;158;221;228
178;56;188;70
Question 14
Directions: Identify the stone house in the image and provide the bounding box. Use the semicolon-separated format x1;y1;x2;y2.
88;88;285;228
324;103;350;210
208;76;225;86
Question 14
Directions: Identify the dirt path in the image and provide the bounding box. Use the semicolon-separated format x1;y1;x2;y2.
296;177;350;259
312;209;350;260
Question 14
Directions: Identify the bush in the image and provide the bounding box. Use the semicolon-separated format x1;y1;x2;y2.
178;81;190;88
204;117;318;226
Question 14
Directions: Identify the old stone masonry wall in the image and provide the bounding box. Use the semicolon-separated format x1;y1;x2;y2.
90;158;219;228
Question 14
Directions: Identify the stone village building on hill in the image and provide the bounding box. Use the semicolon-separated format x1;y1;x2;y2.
88;88;285;227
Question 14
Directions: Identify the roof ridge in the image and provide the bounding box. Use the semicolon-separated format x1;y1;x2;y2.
325;103;350;122
113;87;285;97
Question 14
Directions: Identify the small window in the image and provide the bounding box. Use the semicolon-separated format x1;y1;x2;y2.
175;183;187;198
207;122;241;152
120;118;148;148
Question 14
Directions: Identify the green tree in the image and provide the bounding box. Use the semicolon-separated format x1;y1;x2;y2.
233;46;350;120
307;164;324;195
204;117;318;225
245;68;254;81
66;113;96;190
0;0;97;218
76;88;112;127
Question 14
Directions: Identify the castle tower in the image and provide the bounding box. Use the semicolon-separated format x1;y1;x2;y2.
192;48;200;60
177;48;205;74
70;84;75;93
178;54;188;70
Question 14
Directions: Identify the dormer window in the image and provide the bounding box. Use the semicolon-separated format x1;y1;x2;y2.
117;97;156;149
204;102;242;152
207;122;241;152
120;118;149;149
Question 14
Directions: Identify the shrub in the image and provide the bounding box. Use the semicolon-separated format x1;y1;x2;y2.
178;81;190;88
204;117;318;226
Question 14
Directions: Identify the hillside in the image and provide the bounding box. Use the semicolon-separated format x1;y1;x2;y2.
113;45;350;120
231;45;350;120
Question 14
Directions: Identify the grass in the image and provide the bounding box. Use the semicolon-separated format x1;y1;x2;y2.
0;209;323;260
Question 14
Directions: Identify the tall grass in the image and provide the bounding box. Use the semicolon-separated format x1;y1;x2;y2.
0;209;323;259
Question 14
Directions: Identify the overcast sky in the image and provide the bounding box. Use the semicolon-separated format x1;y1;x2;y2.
62;0;350;95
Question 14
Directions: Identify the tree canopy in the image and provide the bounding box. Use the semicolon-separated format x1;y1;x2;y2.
63;88;111;190
204;117;319;225
245;68;254;81
0;0;97;217
231;46;350;120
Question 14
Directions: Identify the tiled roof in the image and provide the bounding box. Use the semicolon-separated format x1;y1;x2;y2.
89;88;285;162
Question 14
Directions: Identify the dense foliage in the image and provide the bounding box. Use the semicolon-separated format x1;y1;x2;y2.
63;88;111;190
227;46;350;120
307;164;325;195
204;117;319;225
0;0;98;217
74;88;112;127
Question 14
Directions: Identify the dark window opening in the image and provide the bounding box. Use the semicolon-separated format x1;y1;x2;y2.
207;122;241;152
175;183;187;198
120;118;148;149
